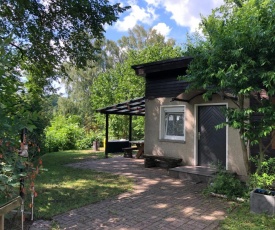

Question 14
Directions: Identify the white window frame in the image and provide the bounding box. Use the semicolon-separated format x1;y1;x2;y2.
159;106;185;141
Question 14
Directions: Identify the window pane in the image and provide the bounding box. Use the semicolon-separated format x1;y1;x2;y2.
165;113;184;136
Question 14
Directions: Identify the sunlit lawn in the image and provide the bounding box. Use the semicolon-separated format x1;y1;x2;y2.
1;149;275;229
220;200;275;229
29;150;133;219
37;150;275;229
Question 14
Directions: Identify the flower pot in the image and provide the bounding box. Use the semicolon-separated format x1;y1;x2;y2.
250;189;275;215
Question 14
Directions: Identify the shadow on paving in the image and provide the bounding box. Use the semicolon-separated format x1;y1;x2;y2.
31;156;233;230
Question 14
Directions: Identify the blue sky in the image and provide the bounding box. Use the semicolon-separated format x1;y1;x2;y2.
56;0;225;94
104;0;224;45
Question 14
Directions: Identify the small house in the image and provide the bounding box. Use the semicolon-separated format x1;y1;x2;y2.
132;56;248;177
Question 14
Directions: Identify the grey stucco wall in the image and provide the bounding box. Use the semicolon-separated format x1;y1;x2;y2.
144;94;248;176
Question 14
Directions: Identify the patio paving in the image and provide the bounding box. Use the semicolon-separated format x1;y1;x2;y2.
30;156;232;230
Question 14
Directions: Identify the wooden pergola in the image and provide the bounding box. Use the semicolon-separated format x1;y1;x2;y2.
96;97;145;157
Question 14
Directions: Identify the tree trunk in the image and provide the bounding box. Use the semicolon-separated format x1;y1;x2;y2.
256;139;264;174
238;94;250;175
239;130;250;175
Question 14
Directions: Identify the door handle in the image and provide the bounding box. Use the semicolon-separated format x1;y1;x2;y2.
198;132;201;140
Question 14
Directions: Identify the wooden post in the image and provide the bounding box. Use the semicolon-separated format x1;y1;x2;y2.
105;113;109;158
129;115;132;143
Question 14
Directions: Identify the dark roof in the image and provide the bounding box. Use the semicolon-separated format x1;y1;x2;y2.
131;56;193;77
96;97;145;116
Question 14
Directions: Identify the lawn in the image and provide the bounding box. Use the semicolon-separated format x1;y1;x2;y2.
1;149;275;229
220;202;275;230
27;150;133;219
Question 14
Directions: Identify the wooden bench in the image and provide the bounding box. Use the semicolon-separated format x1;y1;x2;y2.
122;147;138;158
143;155;182;168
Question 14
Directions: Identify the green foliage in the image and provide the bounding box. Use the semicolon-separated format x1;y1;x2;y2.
249;157;275;190
75;131;104;150
1;0;129;200
53;25;182;141
205;166;248;199
91;27;182;139
220;202;275;230
1;0;129;89
182;0;275;174
0;36;44;199
45;115;104;151
118;25;176;50
0;149;23;198
75;133;94;150
45;115;83;152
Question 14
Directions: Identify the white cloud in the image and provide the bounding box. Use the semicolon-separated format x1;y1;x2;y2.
145;0;224;32
152;22;171;38
114;4;158;31
145;0;162;7
110;0;224;36
162;0;224;32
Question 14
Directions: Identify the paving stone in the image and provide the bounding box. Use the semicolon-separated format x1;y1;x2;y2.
30;156;230;230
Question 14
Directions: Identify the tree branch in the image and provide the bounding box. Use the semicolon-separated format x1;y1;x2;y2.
0;36;25;58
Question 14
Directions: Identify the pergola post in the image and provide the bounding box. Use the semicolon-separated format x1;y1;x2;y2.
96;97;145;155
129;115;132;144
105;113;109;158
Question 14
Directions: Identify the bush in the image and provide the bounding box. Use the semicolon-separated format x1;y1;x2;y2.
204;167;248;199
249;157;275;190
45;115;105;152
45;115;84;152
75;134;93;150
75;132;103;150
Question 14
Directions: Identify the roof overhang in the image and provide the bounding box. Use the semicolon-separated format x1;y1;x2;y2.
171;89;238;103
171;90;206;103
132;56;193;77
96;97;145;116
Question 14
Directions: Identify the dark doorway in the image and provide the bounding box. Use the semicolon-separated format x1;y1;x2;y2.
198;105;226;167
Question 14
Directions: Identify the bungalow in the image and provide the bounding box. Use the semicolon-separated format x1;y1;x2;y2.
131;56;249;177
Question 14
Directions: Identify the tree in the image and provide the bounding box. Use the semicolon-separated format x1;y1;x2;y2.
58;25;180;137
118;25;176;50
0;37;43;199
0;0;130;89
92;28;182;139
183;0;275;175
0;0;130;151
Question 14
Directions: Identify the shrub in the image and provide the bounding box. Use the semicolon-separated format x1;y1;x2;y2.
249;157;275;190
75;134;93;150
75;132;103;150
45;115;84;152
45;115;105;151
204;166;248;199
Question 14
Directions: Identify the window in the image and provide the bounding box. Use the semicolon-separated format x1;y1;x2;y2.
160;106;185;141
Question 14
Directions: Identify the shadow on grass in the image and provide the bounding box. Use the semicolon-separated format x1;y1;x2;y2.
25;150;133;219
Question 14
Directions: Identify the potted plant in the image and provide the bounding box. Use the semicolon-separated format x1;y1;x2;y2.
250;188;275;215
249;157;275;215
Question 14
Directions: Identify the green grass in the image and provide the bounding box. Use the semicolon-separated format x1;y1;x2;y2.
27;150;133;219
2;150;275;229
220;202;275;230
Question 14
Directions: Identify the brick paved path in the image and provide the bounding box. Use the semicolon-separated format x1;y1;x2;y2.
30;156;231;230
